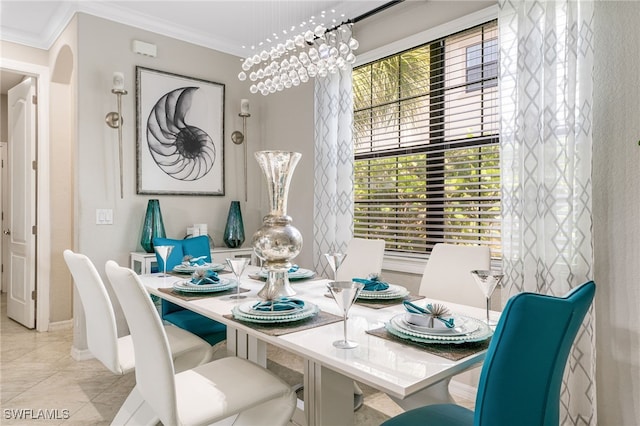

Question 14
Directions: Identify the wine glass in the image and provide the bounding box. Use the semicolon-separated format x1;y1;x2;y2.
227;257;250;299
327;281;364;349
154;245;173;277
323;253;347;280
470;270;504;326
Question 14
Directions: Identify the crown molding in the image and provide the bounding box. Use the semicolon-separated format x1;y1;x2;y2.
76;1;245;57
0;1;245;57
0;1;76;50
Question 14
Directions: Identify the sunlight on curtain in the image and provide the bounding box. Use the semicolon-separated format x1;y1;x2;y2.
499;0;596;424
313;68;354;276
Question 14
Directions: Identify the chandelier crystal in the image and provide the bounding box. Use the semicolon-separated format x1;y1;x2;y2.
238;18;359;96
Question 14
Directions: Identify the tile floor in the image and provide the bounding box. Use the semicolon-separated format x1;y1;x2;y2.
0;293;472;425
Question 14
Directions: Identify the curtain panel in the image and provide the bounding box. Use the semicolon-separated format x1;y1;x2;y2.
313;68;354;277
499;0;596;424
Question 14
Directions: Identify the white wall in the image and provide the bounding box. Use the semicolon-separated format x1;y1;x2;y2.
592;2;640;425
1;94;7;141
76;13;263;263
260;83;315;268
354;0;495;55
0;40;49;66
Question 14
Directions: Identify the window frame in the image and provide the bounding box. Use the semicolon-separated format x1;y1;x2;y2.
352;7;501;270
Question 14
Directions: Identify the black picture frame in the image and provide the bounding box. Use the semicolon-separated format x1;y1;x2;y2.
136;67;225;195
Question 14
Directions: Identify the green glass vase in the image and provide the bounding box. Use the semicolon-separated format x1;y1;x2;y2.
223;201;245;248
140;199;166;253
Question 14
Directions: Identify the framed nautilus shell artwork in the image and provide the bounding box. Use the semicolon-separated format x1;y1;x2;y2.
136;67;225;195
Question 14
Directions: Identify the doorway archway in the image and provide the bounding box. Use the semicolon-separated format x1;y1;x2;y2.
49;44;75;330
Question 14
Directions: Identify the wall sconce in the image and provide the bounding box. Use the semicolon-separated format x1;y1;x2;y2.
231;99;250;201
105;72;127;199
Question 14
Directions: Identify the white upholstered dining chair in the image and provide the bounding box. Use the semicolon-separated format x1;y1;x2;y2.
418;243;491;308
336;237;386;281
334;237;386;410
390;243;491;411
63;249;215;424
105;260;297;426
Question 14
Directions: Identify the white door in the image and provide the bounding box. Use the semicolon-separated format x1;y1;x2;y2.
6;77;37;328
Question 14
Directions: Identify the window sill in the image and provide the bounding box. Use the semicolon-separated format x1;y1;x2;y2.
382;252;502;275
382;253;427;275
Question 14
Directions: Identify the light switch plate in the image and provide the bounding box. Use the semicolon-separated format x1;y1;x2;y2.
96;209;113;225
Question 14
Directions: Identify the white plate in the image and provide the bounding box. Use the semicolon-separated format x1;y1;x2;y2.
172;278;235;293
178;277;231;288
400;313;479;336
246;304;304;316
237;300;314;318
256;268;316;280
233;301;319;323
357;284;410;300
359;285;394;294
232;310;318;324
386;313;491;343
173;263;225;274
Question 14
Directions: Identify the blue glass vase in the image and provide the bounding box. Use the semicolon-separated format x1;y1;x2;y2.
223;201;245;248
140;199;166;253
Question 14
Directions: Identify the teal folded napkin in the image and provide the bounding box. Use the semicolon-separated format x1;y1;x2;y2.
289;264;300;273
352;277;389;292
252;297;305;312
190;270;220;285
190;256;207;266
182;255;207;266
403;300;455;328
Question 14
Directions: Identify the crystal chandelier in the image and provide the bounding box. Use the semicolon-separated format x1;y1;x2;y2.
238;15;359;96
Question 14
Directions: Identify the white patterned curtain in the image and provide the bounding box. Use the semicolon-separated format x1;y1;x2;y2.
499;0;596;424
313;67;354;277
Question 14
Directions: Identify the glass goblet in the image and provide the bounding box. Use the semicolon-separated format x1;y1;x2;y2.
227;257;250;299
154;245;173;277
323;252;347;280
327;281;364;349
470;270;504;326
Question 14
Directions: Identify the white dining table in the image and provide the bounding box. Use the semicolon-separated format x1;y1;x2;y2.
140;268;499;426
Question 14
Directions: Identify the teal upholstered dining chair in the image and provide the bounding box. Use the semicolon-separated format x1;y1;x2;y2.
153;235;227;346
382;280;596;426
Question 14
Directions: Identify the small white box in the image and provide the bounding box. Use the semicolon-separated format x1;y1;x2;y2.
132;40;157;57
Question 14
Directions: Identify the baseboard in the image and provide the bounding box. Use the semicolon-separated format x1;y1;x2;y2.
70;346;94;361
47;319;73;331
449;379;477;402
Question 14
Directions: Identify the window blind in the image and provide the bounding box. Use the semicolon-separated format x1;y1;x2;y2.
353;20;501;257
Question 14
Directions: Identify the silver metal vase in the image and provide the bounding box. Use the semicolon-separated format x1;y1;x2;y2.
252;151;303;301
